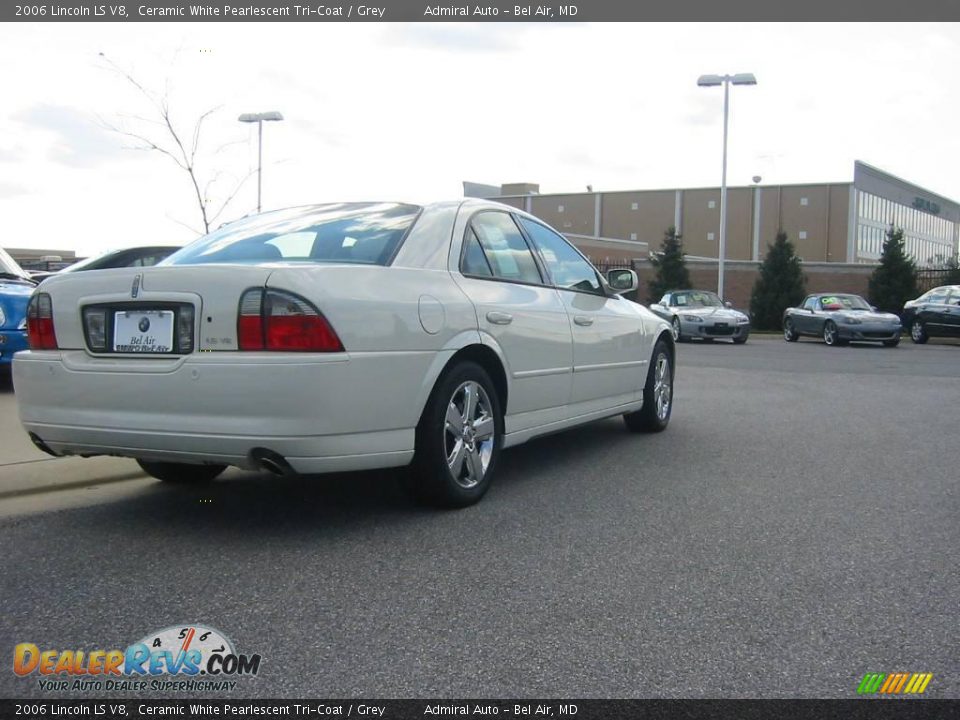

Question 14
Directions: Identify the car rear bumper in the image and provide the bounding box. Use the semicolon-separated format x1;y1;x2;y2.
12;349;438;473
0;330;28;365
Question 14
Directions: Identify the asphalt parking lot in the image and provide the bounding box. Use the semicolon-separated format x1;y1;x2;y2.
0;335;957;699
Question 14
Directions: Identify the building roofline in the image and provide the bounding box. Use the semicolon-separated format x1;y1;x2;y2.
493;180;852;200
854;160;960;208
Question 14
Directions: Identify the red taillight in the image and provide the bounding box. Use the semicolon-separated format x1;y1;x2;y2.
237;289;344;353
27;293;58;350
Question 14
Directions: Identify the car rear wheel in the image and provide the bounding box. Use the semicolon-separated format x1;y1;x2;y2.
136;460;226;483
671;316;684;343
624;338;673;433
407;361;503;508
823;321;845;346
910;320;928;344
783;319;799;342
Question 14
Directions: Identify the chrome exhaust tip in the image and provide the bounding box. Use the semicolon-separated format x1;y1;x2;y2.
249;448;295;476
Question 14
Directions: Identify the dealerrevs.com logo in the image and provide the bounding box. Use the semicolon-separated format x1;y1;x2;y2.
13;624;262;692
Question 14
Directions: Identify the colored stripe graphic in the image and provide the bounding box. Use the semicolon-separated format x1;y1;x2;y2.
857;673;886;694
858;672;932;695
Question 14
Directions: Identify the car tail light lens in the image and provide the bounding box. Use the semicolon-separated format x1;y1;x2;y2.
237;288;343;352
27;293;58;350
83;307;107;351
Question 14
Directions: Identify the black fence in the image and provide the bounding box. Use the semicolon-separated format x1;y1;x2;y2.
917;267;959;292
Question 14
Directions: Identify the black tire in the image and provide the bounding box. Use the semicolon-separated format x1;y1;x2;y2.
624;337;673;433
407;361;504;508
823;321;846;346
882;338;900;347
910;320;928;344
671;316;684;343
733;334;749;345
783;319;799;342
137;459;226;483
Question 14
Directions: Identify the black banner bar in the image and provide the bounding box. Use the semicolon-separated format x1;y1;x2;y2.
1;699;958;720
4;0;960;22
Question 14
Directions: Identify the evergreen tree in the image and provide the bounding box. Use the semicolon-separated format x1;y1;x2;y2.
868;226;919;314
648;226;691;302
750;230;806;330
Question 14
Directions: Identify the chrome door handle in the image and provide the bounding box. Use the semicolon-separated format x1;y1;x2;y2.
573;316;594;326
486;311;513;325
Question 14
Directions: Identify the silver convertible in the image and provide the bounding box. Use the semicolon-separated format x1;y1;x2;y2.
14;201;675;507
649;289;750;344
782;293;901;347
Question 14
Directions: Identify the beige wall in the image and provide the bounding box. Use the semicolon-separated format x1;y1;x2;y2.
680;188;755;260
496;182;856;263
529;194;596;237
600;191;675;246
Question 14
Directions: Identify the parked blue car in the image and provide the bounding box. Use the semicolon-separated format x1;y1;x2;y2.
0;248;36;366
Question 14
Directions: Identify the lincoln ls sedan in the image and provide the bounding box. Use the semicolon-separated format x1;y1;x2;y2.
13;201;675;507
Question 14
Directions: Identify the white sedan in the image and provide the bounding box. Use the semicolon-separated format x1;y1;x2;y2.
14;200;674;507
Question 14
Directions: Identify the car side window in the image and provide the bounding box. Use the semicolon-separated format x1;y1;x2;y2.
518;217;604;295
461;227;493;277
802;296;818;311
466;212;543;285
921;290;949;305
659;294;671;306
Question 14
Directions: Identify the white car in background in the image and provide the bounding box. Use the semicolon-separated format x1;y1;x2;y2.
13;201;674;507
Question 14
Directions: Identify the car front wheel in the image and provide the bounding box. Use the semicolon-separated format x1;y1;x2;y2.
671;316;684;343
137;460;226;483
823;321;846;346
783;319;799;342
408;361;503;508
910;320;928;344
624;338;673;433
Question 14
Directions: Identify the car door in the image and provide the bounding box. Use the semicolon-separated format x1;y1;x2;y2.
943;290;960;336
453;210;574;432
516;216;646;408
795;296;819;334
915;287;950;335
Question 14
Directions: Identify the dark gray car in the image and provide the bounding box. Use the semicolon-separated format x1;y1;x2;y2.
783;293;901;347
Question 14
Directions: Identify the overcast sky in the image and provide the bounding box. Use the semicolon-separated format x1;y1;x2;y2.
1;22;959;256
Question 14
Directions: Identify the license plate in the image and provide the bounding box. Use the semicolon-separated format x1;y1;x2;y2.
113;310;175;353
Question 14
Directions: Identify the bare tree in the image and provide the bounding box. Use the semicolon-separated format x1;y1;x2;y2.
98;53;253;235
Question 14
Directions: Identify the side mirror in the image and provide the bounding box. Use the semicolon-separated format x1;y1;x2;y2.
724;301;733;309
606;268;638;294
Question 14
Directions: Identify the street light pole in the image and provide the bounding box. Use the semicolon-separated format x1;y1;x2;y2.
238;111;284;214
697;73;756;300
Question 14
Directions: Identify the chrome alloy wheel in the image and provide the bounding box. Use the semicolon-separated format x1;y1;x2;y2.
653;353;672;421
671;317;681;341
823;322;837;345
444;381;495;489
783;320;795;341
911;321;924;342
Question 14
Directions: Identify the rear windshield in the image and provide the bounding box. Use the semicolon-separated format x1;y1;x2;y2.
165;203;421;267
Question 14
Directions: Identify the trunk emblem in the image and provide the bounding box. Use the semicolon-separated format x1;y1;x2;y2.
131;274;142;298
